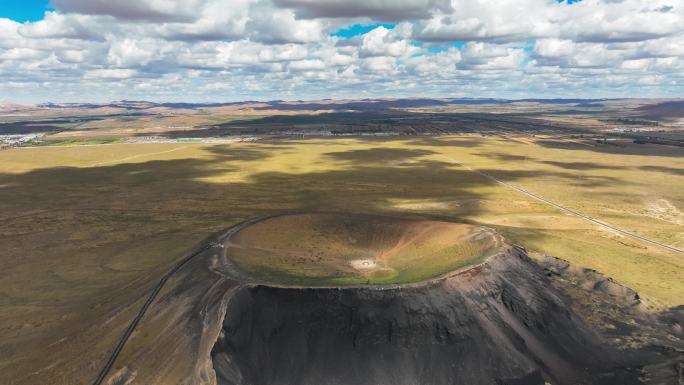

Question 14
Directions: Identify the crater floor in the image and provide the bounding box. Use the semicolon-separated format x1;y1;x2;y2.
222;213;503;286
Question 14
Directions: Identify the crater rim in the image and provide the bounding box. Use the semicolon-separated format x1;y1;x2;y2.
220;212;507;288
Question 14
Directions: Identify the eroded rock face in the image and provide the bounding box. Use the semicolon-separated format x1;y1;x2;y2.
211;247;683;385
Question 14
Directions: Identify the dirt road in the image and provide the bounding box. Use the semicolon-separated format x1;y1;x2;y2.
438;155;684;256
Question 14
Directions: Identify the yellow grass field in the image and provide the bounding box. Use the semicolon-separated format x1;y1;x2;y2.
1;135;683;384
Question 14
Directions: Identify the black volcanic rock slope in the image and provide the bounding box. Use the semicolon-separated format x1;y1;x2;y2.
211;247;683;385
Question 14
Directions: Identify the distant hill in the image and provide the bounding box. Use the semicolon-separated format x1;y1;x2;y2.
635;100;684;119
30;98;619;113
0;102;34;113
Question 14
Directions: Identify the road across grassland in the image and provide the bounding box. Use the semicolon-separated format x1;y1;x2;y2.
90;242;216;385
438;155;684;256
90;215;269;385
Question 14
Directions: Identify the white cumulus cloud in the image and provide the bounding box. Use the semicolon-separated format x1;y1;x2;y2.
0;0;681;102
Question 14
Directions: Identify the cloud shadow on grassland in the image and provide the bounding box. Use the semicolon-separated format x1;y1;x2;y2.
638;165;684;177
535;139;684;158
488;153;531;162
403;137;484;147
540;160;625;171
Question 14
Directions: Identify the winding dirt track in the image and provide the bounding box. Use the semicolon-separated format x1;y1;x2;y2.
90;216;269;385
438;155;684;256
90;243;215;385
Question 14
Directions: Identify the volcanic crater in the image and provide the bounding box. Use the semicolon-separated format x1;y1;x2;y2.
205;214;684;385
222;213;503;286
102;213;684;385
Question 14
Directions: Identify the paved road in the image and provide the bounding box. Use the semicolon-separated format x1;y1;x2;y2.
438;155;684;257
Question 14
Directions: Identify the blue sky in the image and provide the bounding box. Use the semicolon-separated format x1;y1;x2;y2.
0;0;51;22
331;23;395;38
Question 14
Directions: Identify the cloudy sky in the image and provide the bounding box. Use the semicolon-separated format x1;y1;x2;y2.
1;0;682;103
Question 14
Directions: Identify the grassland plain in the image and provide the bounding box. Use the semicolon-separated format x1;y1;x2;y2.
0;135;683;384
